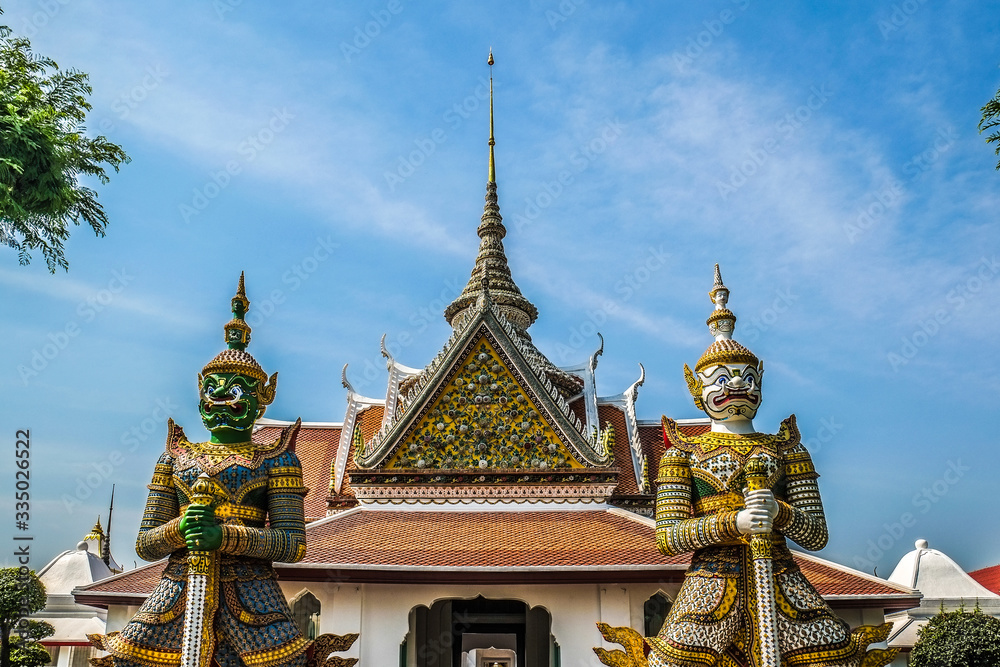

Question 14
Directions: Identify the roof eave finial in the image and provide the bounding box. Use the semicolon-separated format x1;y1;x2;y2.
488;48;496;184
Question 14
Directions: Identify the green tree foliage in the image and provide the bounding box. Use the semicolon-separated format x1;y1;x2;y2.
980;85;1000;171
911;607;1000;667
0;13;129;271
7;621;54;667
0;568;49;667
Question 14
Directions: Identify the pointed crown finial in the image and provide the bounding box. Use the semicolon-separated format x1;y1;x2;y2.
709;263;729;308
84;517;105;542
224;271;252;351
201;273;270;386
694;264;760;372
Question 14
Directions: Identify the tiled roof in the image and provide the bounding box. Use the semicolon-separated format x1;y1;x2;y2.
792;551;916;599
75;559;166;596
357;406;384;442
969;564;1000;594
638;423;665;488
599;405;639;496
569;396;587;428
75;507;918;610
254;423;341;521
301;508;678;569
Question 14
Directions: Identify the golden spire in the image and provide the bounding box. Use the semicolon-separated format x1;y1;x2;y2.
488;48;496;183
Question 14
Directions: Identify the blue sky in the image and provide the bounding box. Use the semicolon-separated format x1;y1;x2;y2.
1;1;999;579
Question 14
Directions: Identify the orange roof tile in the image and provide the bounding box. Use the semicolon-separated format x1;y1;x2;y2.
74;560;166;597
301;509;677;570
969;564;1000;594
792;552;915;600
638;423;665;485
357;405;384;442
598;405;640;496
255;424;342;521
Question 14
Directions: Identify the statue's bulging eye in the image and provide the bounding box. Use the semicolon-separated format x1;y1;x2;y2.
716;376;728;385
230;385;243;399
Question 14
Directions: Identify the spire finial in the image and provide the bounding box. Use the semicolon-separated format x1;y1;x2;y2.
224;272;252;351
488;49;496;184
443;51;538;332
709;263;729;311
705;264;736;341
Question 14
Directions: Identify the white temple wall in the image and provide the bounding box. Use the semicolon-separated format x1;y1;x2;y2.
105;604;140;633
353;582;613;666
103;582;884;666
275;581;686;666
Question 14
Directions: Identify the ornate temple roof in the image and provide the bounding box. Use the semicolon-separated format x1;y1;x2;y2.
330;60;646;512
73;506;919;607
352;302;612;472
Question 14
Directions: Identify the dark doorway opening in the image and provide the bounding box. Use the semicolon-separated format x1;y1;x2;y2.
451;597;526;666
411;596;552;667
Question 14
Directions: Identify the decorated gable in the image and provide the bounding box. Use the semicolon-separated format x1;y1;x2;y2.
385;335;585;471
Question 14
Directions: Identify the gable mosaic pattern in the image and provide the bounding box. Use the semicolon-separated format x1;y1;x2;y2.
385;337;585;471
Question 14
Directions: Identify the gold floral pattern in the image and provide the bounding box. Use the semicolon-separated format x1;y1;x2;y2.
386;338;584;471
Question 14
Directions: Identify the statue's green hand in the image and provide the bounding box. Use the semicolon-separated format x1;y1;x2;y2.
186;523;222;551
180;505;223;551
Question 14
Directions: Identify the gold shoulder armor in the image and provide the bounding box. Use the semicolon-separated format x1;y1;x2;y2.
774;414;801;452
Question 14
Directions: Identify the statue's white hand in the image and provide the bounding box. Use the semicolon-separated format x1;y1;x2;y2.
737;489;777;534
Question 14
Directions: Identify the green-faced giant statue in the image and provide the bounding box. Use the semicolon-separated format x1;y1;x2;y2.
90;274;310;667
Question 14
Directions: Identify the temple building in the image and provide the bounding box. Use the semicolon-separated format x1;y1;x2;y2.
885;539;1000;664
33;529;115;667
74;61;920;666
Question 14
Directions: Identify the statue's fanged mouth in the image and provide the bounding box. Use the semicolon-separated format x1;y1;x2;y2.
202;398;247;416
713;391;759;407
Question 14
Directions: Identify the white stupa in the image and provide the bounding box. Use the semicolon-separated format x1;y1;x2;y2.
33;538;114;667
884;539;1000;658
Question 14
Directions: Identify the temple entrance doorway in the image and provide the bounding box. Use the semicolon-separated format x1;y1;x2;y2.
408;596;553;667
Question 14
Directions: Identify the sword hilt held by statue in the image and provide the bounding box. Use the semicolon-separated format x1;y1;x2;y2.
744;458;781;667
181;473;226;667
